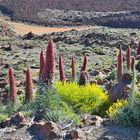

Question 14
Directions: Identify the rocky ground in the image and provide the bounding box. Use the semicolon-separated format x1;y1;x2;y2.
34;10;140;28
0;112;139;140
1;0;140;28
0;124;139;140
0;19;140;139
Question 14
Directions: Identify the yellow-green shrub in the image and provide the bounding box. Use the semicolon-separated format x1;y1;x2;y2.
55;82;110;116
107;100;128;123
107;94;140;126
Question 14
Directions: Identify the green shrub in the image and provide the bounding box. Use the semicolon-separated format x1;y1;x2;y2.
0;114;9;121
55;81;110;116
107;93;140;126
106;69;117;80
0;85;80;124
0;96;34;122
34;86;81;124
0;100;21;121
107;99;128;123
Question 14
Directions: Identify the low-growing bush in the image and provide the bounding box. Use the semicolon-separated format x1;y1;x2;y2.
107;99;128;123
106;69;117;80
55;81;111;116
0;96;34;121
107;93;140;126
0;84;80;124
34;85;81;124
0;101;20;121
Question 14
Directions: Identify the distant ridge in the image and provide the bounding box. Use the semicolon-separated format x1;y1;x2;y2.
1;0;140;13
0;0;140;28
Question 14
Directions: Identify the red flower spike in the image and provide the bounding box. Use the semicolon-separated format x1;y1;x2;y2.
25;68;33;102
9;67;17;104
41;38;55;85
137;41;140;55
81;55;88;71
59;54;66;81
117;48;123;82
131;57;135;71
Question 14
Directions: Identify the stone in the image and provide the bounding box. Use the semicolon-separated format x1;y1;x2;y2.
136;60;140;72
69;129;86;140
31;65;40;69
109;82;130;102
33;109;45;122
45;121;62;139
136;55;140;60
28;121;62;140
98;72;106;79
100;136;113;140
82;114;103;126
28;121;47;139
79;71;90;85
102;69;111;74
17;89;24;95
3;63;10;68
95;72;107;85
0;72;7;77
0;92;8;104
18;120;29;128
0;119;10;128
105;81;114;91
16;81;23;86
90;78;97;84
90;70;100;76
0;82;8;88
2;44;12;51
97;78;108;85
94;116;103;126
32;78;38;84
121;73;132;85
10;112;26;126
23;32;36;40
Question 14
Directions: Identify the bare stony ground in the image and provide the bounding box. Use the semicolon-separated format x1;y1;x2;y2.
0;123;139;140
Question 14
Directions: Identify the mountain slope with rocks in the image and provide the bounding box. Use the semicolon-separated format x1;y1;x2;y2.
0;0;140;28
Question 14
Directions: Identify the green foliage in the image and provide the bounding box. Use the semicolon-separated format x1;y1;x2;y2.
55;81;110;116
0;96;34;121
0;99;21;121
0;104;8;121
0;84;80;124
131;62;137;94
34;85;81;124
136;60;140;72
107;93;140;126
106;69;117;80
0;114;8;121
107;100;128;123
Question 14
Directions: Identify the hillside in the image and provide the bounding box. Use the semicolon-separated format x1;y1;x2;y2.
0;19;15;37
0;0;140;28
0;0;140;13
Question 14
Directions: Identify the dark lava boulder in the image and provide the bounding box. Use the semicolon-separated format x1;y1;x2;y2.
23;32;37;40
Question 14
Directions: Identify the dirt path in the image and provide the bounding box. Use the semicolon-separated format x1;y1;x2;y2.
0;17;93;35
